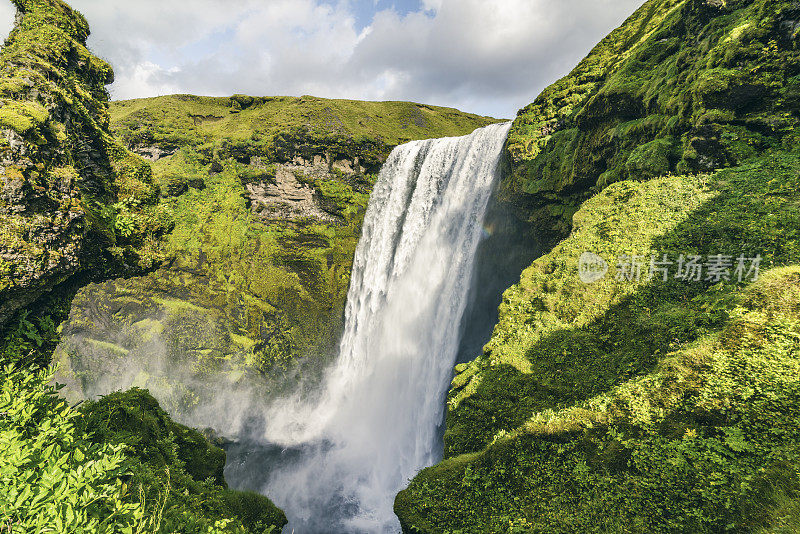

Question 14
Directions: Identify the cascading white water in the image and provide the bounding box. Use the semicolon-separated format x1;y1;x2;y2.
262;122;512;533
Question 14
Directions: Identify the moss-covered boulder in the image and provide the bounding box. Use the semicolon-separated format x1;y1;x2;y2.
80;388;287;533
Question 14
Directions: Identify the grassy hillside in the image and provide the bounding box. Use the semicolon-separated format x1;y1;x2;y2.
109;94;498;169
397;152;800;533
396;0;800;531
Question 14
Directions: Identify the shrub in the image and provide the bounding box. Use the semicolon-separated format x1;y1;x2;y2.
0;363;142;533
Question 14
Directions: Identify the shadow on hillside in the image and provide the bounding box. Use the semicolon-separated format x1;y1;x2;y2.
446;150;800;456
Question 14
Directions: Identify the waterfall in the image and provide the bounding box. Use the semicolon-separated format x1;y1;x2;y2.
261;121;512;533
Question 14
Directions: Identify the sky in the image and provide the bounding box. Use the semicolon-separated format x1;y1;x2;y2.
0;0;644;119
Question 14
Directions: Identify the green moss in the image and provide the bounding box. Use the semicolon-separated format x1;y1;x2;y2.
0;0;165;325
625;137;677;179
160;157;359;375
109;94;500;170
503;0;800;246
397;149;800;533
79;388;287;533
0;100;48;133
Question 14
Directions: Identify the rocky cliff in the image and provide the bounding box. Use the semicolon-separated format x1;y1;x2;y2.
0;0;291;531
52;93;499;418
396;0;800;531
0;0;164;327
501;0;800;246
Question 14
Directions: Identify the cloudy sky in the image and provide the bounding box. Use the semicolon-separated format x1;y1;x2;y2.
0;0;643;118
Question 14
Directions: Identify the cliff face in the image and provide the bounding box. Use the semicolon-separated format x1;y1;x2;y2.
0;1;288;531
396;0;800;531
0;0;163;326
52;95;500;419
501;0;800;246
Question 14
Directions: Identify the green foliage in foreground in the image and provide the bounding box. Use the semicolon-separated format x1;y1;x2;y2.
395;150;800;533
1;306;286;533
0;364;141;533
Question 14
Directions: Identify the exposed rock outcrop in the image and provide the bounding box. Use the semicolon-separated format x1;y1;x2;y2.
248;164;338;223
0;0;160;326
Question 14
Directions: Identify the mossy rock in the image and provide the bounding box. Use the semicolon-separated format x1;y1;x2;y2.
502;0;800;246
80;388;287;533
625;137;676;179
0;0;164;327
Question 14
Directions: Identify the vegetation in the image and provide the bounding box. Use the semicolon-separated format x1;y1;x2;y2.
502;0;800;246
1;362;142;533
1;306;287;533
397;0;800;531
109;94;499;172
79;389;287;533
53;90;499;410
396;148;800;534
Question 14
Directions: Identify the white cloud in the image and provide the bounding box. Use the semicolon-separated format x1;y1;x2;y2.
0;2;14;43
112;61;181;100
0;0;645;118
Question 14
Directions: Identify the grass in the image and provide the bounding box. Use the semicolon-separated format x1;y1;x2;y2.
110;94;500;171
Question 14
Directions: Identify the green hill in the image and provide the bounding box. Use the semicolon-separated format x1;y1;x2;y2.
396;0;800;531
109;93;499;169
